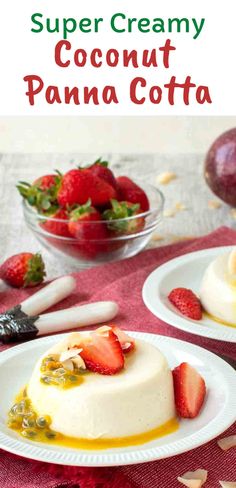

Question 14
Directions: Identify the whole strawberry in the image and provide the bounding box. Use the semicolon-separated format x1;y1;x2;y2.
87;159;118;190
0;253;46;288
116;176;150;212
40;208;71;237
68;200;108;258
33;174;59;191
58;169;117;208
103;199;145;235
168;287;202;320
17;172;62;214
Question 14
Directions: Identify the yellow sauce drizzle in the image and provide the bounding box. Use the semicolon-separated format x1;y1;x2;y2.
53;417;179;450
8;388;179;450
203;312;236;329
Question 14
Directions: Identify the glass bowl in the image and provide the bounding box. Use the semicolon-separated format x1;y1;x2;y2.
23;181;164;269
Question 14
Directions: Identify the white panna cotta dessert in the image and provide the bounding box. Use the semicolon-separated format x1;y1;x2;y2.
200;248;236;325
27;329;176;440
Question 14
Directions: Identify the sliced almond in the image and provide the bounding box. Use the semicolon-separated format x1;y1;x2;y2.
227;251;236;276
217;435;236;451
208;200;222;209
177;469;208;488
219;482;236;488
156;171;177;185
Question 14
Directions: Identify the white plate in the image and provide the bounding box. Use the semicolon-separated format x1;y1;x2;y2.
143;246;236;343
0;332;235;466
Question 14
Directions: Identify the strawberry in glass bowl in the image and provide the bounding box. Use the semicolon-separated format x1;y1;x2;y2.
18;160;164;268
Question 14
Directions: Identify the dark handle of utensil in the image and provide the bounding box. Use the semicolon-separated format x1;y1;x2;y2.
0;306;38;343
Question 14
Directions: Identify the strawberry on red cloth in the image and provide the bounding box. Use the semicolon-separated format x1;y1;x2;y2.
0;226;235;488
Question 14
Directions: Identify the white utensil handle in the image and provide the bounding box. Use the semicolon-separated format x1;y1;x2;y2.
36;301;119;335
21;276;76;316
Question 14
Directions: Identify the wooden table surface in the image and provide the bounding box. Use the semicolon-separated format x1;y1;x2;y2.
0;152;235;279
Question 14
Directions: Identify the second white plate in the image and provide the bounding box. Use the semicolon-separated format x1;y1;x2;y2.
143;246;236;343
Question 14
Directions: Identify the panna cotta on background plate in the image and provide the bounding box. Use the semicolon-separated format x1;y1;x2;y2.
143;246;236;342
200;248;236;326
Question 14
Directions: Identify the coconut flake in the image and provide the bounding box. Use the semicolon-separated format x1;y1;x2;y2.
95;326;112;335
219;482;236;488
175;202;187;211
177;469;208;488
217;435;236;451
151;233;164;242
72;355;86;370
230;209;236;220
156;171;177;185
164;208;177;218
60;347;86;371
61;359;74;371
208;199;222;209
60;348;83;362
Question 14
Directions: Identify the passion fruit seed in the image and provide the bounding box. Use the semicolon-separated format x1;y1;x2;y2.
22;429;38;438
36;416;50;428
45;430;57;439
9;404;19;417
69;375;78;382
41;375;52;385
22;415;36;428
17;399;31;414
56;376;66;385
53;368;66;376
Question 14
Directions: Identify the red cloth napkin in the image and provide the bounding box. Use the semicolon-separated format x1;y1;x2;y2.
0;226;235;487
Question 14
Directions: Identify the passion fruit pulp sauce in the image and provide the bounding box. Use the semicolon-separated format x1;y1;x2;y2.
203;311;236;329
7;353;178;450
8;389;178;449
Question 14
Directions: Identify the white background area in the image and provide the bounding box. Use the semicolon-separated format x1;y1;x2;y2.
0;116;235;154
0;0;236;115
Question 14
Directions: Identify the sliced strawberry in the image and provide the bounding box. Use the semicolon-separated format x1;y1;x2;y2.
80;329;124;375
111;326;135;353
172;362;206;418
168;287;202;320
